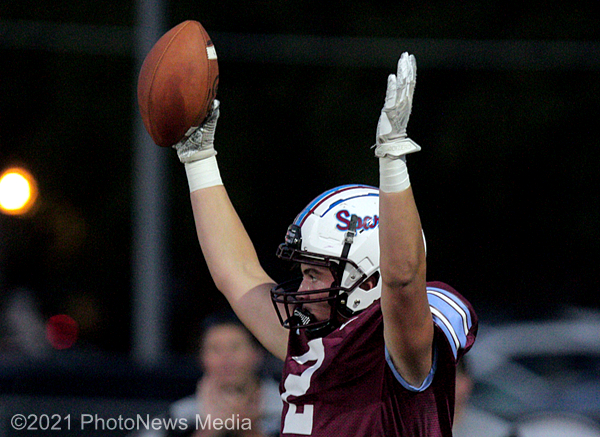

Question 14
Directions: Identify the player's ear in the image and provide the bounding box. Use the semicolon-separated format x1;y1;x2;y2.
359;271;380;291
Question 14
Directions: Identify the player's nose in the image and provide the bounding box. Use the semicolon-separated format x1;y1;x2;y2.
297;277;311;293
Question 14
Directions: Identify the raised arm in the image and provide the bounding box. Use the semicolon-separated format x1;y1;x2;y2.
173;102;288;360
374;54;433;387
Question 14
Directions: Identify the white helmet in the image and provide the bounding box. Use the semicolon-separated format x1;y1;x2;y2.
271;184;381;333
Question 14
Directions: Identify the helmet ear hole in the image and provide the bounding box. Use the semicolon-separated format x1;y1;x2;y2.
359;271;380;291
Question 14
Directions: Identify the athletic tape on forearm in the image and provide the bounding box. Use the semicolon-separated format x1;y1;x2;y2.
379;156;410;193
184;155;223;192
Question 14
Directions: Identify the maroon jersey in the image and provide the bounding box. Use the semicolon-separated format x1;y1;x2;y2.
279;281;477;437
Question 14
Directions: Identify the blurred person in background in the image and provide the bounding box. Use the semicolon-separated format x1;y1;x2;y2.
452;357;510;437
0;288;49;357
134;311;281;437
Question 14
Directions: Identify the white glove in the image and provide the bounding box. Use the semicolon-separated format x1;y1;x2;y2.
173;99;220;163
374;53;420;159
173;100;223;192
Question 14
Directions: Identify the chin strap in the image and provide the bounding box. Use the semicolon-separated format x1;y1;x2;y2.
290;308;314;327
336;214;358;283
333;214;359;321
287;307;335;338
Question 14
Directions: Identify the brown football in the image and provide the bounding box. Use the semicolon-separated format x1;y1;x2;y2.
137;20;219;147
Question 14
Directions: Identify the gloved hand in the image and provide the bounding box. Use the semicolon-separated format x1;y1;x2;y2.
374;53;420;159
173;99;220;163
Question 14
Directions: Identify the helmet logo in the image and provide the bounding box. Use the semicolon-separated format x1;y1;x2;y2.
335;210;379;232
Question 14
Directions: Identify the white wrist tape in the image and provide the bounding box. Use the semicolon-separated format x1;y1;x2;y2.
184;155;223;192
379;156;410;193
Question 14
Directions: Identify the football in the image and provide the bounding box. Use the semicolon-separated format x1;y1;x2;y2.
137;20;219;147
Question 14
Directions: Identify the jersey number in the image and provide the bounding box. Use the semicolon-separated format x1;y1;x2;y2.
281;338;325;435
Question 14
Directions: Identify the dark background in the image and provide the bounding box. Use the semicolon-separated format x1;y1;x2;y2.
1;1;599;358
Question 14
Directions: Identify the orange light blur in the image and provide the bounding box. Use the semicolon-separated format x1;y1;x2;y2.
0;167;39;216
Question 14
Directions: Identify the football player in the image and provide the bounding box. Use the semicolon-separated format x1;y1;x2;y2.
172;53;478;436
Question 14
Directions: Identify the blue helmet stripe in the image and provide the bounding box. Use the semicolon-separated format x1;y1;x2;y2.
294;184;378;226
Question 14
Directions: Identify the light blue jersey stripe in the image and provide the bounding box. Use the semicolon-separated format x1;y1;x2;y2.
427;287;472;359
385;344;438;393
428;286;472;331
